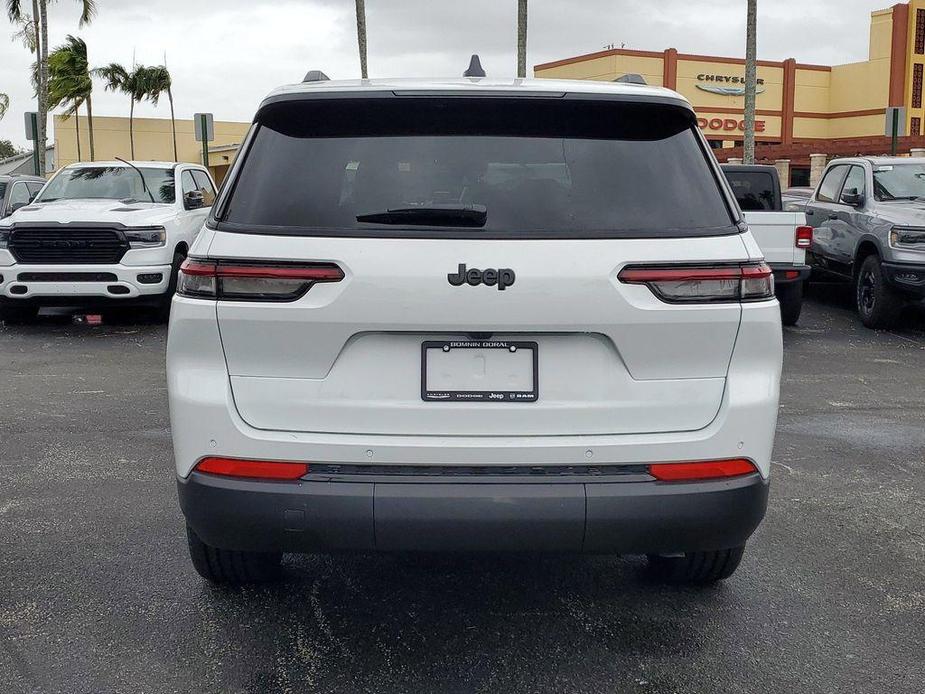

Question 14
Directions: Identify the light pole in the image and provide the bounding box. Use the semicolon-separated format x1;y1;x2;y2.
743;0;757;164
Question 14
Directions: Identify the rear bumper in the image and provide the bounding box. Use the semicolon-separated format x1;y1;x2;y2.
178;470;769;554
881;261;925;298
769;263;811;284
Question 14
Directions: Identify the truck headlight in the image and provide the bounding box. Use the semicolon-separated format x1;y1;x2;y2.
124;227;167;249
890;227;925;251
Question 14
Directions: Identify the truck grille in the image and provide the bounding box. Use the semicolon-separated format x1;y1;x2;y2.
9;227;129;264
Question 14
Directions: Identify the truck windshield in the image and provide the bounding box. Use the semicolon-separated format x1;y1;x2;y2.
36;166;175;204
220;98;735;238
873;164;925;201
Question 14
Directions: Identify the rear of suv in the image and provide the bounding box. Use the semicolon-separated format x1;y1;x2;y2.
168;77;782;585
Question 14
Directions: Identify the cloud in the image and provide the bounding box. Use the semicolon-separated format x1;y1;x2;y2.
0;0;895;150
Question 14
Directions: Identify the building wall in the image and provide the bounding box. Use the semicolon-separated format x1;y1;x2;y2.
533;2;922;148
53;114;250;183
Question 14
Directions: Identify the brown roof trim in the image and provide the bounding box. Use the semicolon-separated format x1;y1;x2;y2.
534;47;663;71
535;47;835;75
662;48;678;90
694;107;782;116
794;108;886;119
889;2;910;106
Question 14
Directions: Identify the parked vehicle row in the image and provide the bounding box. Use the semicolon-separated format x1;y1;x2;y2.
0;161;216;324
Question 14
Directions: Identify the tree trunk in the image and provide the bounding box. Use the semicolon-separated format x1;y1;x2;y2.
168;88;178;162
743;0;757;165
31;0;44;175
129;98;135;159
355;0;368;79
86;95;95;161
74;109;81;161
517;0;528;79
38;0;48;175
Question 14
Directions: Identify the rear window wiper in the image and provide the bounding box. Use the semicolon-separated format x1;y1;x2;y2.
356;204;487;227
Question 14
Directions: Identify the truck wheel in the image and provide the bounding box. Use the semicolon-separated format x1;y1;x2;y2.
856;255;904;329
156;250;185;323
0;305;39;325
186;525;282;584
646;546;745;584
776;281;803;326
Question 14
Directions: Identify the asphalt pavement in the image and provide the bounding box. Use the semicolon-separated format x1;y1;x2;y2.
2;284;924;694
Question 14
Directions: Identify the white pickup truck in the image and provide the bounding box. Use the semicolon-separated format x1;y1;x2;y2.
0;160;216;324
722;164;812;325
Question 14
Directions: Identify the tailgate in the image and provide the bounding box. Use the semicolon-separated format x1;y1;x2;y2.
742;210;806;265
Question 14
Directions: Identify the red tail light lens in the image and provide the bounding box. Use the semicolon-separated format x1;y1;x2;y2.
795;225;813;249
618;263;774;303
195;457;309;480
177;259;344;301
648;458;757;482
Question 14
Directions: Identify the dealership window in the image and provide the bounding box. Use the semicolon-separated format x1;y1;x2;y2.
790;167;810;188
913;117;922;137
914;64;924;109
917;9;925;54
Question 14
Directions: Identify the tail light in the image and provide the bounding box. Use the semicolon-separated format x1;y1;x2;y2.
617;262;774;303
795;226;813;249
177;258;344;301
195;457;309;480
648;458;757;482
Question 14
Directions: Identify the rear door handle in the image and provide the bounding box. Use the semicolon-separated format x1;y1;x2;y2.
828;213;838;220
805;209;815;215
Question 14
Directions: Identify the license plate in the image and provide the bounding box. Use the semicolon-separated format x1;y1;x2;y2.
421;340;538;402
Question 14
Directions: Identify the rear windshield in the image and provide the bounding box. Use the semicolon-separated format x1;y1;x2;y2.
724;171;779;211
219;98;735;238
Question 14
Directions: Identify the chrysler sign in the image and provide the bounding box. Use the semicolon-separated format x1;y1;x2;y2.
696;73;766;97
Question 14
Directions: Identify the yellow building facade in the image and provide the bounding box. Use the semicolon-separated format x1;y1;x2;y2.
535;1;925;186
53;114;250;184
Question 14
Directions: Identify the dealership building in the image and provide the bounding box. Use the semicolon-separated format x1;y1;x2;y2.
535;1;925;187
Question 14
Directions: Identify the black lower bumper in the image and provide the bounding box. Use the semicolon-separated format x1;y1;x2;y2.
881;261;925;298
769;263;811;284
0;295;164;309
178;471;769;555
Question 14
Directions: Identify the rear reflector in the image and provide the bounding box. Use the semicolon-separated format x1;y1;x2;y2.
795;225;813;249
178;259;344;301
618;263;774;303
195;457;309;480
648;458;757;482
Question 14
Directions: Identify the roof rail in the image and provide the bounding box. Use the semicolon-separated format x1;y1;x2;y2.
463;55;486;78
303;70;330;83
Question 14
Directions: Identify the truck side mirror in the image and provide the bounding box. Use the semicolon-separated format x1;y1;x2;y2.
184;190;204;210
841;188;864;207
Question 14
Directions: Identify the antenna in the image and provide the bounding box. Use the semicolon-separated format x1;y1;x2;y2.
464;54;486;78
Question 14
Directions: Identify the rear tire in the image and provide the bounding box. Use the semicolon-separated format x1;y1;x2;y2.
856;255;904;330
0;305;39;325
646;546;745;585
186;525;282;584
776;281;803;326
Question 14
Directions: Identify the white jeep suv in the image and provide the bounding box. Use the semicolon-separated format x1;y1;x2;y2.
168;77;782;585
0;160;216;323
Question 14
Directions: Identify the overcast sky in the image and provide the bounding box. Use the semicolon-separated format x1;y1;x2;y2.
0;0;901;149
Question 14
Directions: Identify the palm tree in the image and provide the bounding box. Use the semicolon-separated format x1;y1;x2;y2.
743;0;757;164
0;94;8;120
6;0;97;175
355;0;368;79
47;35;94;161
94;63;147;159
517;0;528;79
144;65;177;162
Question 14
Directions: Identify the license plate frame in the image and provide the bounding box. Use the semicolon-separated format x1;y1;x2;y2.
421;340;538;403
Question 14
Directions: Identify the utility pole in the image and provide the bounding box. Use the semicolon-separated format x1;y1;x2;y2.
743;0;757;164
355;0;368;79
517;0;528;79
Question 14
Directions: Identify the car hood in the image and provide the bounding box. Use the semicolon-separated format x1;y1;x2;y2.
0;198;176;227
872;200;925;226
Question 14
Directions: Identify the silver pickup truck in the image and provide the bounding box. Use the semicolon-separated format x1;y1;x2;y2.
722;165;812;325
804;157;925;329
